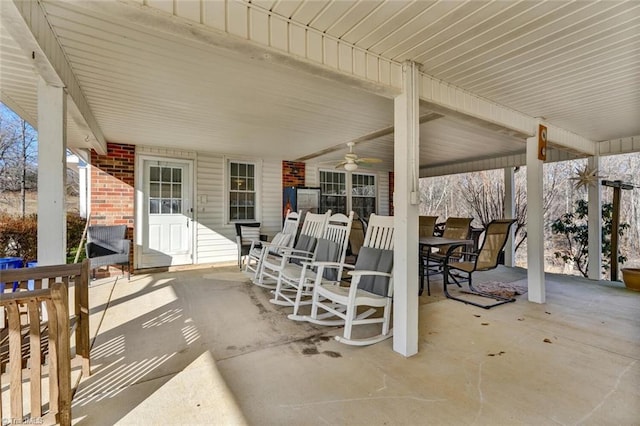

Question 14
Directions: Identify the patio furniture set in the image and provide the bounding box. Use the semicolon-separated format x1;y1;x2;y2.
238;210;518;345
419;215;518;309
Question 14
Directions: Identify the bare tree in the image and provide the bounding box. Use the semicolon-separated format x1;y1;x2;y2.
1;104;38;214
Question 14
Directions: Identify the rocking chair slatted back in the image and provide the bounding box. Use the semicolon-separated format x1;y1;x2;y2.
365;216;394;251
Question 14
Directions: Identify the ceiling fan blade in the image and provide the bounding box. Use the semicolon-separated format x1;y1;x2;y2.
357;157;383;164
335;161;347;169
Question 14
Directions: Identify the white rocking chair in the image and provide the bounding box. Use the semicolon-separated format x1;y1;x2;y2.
255;211;330;290
304;214;395;346
270;212;353;318
246;209;301;282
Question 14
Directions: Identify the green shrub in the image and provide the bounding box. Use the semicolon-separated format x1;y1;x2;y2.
551;200;629;277
0;212;87;263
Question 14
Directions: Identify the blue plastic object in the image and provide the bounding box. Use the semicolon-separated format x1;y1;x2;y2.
0;257;24;292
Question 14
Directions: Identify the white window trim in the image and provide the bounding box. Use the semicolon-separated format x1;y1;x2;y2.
225;157;262;224
318;169;378;215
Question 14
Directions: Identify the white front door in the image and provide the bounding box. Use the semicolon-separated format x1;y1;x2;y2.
140;159;193;268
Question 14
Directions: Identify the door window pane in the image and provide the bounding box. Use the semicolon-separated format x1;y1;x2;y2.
149;165;185;215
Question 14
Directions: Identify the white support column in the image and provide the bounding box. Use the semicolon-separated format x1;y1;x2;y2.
37;78;67;266
503;167;516;267
526;135;545;303
587;156;602;280
393;61;420;357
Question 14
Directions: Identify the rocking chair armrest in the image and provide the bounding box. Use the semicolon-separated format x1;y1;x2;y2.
281;252;314;263
260;242;292;252
303;261;354;270
348;270;393;279
248;240;263;251
279;247;314;257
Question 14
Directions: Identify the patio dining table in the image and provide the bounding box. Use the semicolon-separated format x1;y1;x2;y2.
419;236;473;297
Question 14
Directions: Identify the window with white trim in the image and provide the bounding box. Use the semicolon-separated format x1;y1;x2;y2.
352;173;376;220
319;171;377;219
229;161;256;221
320;171;347;214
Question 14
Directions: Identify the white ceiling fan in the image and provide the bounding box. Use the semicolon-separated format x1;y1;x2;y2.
335;142;382;171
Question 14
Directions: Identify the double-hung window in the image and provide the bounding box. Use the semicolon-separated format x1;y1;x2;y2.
352;173;376;220
229;161;256;221
320;171;347;214
319;171;377;219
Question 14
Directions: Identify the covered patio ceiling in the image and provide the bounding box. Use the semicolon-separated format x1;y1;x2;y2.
1;0;639;172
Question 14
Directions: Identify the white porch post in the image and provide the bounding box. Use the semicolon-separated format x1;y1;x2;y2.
37;78;67;266
503;167;516;267
393;61;420;357
587;156;602;280
526;135;545;303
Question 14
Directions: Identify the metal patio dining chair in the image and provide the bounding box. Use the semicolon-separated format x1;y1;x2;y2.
444;219;517;309
420;217;472;295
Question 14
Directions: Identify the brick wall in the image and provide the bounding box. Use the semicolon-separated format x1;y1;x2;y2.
90;142;135;275
282;161;305;187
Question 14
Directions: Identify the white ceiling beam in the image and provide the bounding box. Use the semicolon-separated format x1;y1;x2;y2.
420;146;583;178
2;0;107;154
419;72;597;156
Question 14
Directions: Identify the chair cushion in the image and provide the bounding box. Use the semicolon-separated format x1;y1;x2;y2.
240;226;261;245
355;247;394;296
290;234;317;266
294;234;317;253
314;238;341;281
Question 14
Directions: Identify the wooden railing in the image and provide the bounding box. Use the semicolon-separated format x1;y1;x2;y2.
0;260;90;426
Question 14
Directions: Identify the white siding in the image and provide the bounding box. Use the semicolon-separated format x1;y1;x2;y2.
194;153;282;265
260;159;283;237
194;152;235;264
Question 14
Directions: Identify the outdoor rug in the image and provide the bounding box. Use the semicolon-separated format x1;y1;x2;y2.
473;280;528;299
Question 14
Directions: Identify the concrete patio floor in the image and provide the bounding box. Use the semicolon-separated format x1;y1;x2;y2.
70;265;639;425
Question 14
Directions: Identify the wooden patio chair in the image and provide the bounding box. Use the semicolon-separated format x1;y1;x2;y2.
245;209;301;280
444;219;517;309
420;217;472;296
303;214;395;346
270;212;353;318
255;211;330;289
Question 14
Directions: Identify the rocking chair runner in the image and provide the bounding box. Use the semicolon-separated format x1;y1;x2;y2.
303;214;395;346
444;219;517;309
